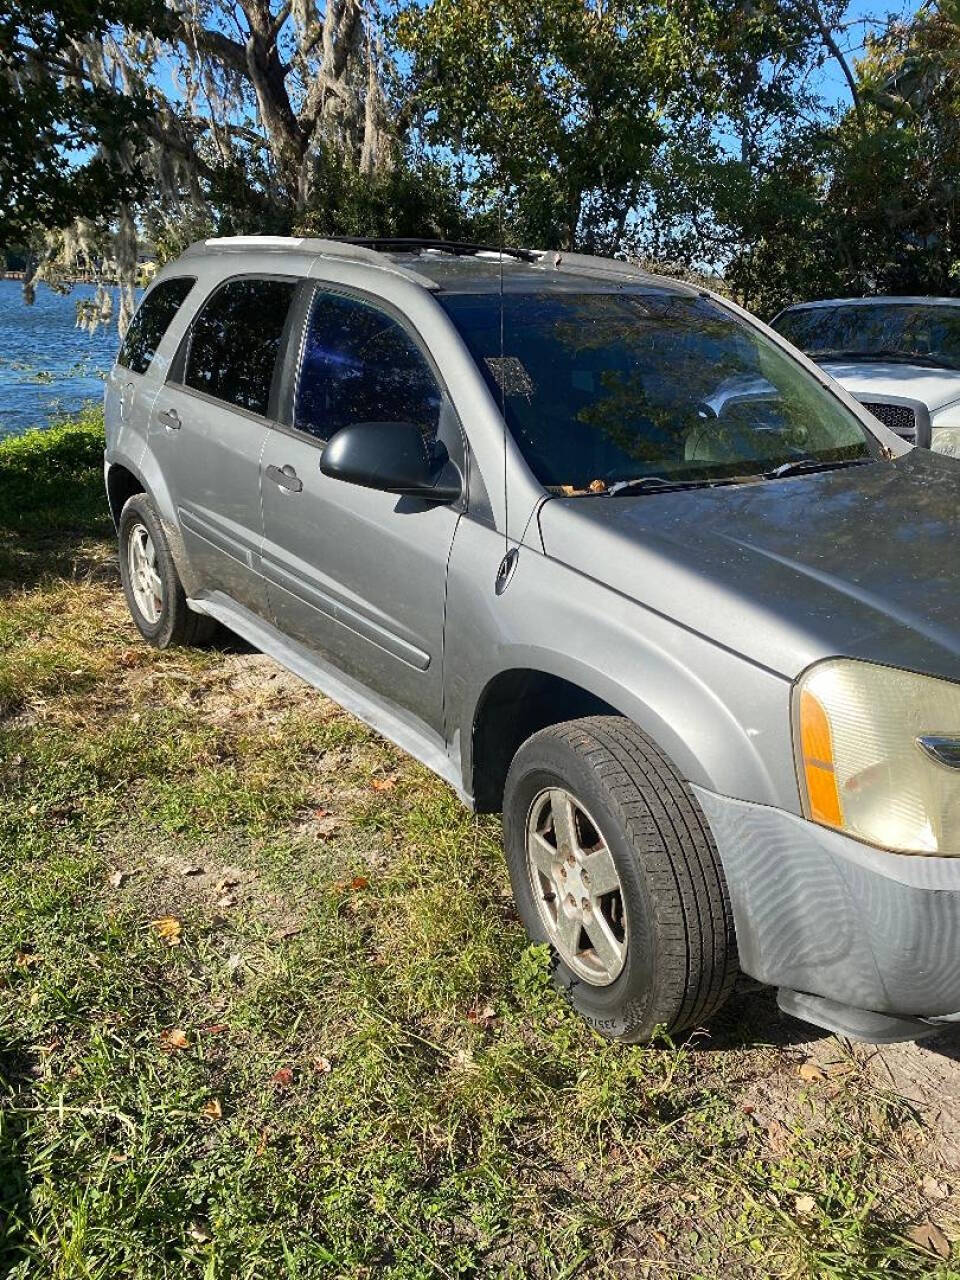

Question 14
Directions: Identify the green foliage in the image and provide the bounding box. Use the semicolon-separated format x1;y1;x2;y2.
394;0;668;251
0;410;109;539
0;0;167;241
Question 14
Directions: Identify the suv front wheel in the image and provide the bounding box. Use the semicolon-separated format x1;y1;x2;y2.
502;716;738;1042
118;493;217;649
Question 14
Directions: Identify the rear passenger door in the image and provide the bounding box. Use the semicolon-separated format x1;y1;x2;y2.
259;285;463;734
151;276;297;615
105;276;196;451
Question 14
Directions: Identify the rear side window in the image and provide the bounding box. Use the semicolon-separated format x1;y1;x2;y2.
183;277;296;416
117;277;195;375
295;290;443;442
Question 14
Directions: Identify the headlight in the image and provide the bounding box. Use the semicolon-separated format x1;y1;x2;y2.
794;659;960;855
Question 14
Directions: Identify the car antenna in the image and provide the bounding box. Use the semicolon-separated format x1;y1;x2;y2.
495;190;519;596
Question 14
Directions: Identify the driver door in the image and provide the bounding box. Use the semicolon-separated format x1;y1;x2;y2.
259;286;463;734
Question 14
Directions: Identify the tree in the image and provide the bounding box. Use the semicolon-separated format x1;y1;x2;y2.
0;0;165;242
394;0;671;253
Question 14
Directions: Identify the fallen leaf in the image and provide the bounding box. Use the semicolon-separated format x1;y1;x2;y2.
271;1067;294;1087
797;1061;826;1082
313;806;333;819
216;893;237;909
467;1002;497;1029
11;754;24;767
907;1221;950;1258
794;1194;816;1216
923;1175;950;1202
201;1023;229;1036
349;875;369;891
130;711;141;723
151;916;182;946
27;803;38;815
226;953;243;973
14;951;39;968
179;864;203;877
108;869;129;889
160;1028;189;1052
188;1221;212;1243
370;776;396;792
201;1098;222;1121
275;927;301;941
313;1056;332;1074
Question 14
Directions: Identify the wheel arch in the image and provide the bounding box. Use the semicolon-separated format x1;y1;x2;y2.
105;453;199;594
464;646;786;815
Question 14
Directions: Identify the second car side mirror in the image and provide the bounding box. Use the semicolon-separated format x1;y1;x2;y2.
319;421;461;504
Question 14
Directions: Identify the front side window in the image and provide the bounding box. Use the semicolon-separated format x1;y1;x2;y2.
775;302;960;372
183;277;295;416
294;290;443;442
440;289;873;494
117;276;195;375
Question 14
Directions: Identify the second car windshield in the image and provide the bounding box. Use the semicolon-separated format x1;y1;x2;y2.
774;302;960;372
440;288;871;494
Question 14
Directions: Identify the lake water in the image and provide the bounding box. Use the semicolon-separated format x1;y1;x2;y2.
0;279;126;438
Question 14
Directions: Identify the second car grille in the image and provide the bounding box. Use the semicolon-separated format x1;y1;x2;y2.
860;401;918;441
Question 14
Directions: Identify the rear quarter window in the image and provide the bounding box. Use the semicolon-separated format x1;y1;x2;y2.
117;277;196;375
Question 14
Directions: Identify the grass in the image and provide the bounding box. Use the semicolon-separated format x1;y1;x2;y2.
1;409;959;1277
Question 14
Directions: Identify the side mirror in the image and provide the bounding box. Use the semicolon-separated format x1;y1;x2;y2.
319;421;461;504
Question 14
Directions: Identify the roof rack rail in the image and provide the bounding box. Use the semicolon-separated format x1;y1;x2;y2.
334;237;541;263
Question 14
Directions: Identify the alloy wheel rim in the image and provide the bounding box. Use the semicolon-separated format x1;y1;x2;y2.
524;786;627;985
127;522;163;625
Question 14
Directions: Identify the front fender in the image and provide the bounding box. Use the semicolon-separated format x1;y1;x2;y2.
444;517;798;812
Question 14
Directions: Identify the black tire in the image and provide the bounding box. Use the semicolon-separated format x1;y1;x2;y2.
502;716;738;1042
118;493;217;649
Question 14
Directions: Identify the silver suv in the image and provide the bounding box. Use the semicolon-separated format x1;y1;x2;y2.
104;236;960;1045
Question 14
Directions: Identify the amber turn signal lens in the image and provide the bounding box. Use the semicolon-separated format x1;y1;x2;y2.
798;688;843;828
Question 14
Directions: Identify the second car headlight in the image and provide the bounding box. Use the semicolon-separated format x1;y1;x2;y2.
794;659;960;855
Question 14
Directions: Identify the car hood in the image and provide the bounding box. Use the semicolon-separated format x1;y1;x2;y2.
819;360;960;413
537;448;960;681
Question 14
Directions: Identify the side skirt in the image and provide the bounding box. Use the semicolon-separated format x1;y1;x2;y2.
188;590;472;807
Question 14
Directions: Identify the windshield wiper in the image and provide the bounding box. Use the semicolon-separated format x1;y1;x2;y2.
809;347;958;371
763;456;872;480
606;475;730;497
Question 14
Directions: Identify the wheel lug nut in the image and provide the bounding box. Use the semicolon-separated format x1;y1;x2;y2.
581;897;591;913
566;893;577;910
567;854;575;867
559;866;567;880
581;870;590;886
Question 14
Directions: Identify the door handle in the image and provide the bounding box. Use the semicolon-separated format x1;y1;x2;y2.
158;407;181;431
266;463;303;493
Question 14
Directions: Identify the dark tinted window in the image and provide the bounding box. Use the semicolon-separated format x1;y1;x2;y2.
774;303;960;372
295;290;443;442
184;277;295;415
117;277;195;375
441;290;870;493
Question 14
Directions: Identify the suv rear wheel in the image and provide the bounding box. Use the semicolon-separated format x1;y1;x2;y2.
502;716;738;1042
118;493;217;649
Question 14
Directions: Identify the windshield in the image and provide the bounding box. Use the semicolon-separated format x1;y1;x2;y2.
440;289;872;494
774;302;960;372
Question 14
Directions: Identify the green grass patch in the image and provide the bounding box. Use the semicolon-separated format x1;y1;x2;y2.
0;413;957;1276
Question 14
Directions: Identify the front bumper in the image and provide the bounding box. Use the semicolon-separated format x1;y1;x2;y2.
694;787;960;1034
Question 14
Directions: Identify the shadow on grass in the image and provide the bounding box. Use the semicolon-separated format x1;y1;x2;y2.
695;986;830;1053
0;1039;33;1274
